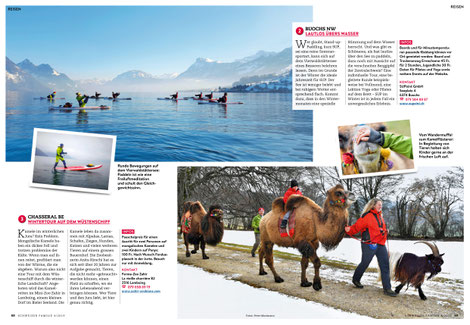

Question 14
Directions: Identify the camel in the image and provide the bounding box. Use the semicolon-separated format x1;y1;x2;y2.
258;184;356;291
180;201;224;259
339;123;414;175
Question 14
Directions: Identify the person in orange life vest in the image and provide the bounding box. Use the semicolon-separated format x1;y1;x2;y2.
345;198;397;297
217;92;228;103
280;179;302;229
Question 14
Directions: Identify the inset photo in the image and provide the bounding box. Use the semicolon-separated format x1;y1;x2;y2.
31;129;116;193
338;120;416;178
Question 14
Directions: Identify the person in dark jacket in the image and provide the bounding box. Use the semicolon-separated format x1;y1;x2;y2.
345;198;397;297
251;208;264;257
217;92;228;103
280;179;302;229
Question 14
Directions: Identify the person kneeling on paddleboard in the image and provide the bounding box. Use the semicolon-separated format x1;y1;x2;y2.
217;92;228;103
171;92;178;100
205;92;213;100
76;92;89;108
47;91;56;99
195;92;203;99
54;143;67;169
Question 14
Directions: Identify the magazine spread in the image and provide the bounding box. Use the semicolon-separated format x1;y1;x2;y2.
1;0;468;323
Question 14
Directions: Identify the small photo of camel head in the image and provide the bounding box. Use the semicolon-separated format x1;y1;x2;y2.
338;120;416;178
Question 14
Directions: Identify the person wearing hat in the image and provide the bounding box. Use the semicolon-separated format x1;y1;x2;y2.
280;179;302;229
54;143;67;169
76;92;89;108
251;207;265;257
47;91;56;99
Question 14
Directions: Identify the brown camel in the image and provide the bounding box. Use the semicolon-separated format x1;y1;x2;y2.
180;201;224;259
258;184;356;291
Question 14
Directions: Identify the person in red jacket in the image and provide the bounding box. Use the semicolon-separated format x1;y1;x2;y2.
345;198;396;297
280;179;302;229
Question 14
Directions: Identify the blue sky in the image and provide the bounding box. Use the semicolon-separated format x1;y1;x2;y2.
6;6;312;79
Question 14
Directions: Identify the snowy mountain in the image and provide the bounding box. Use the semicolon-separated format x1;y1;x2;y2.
113;70;155;81
6;57;49;92
6;47;292;93
17;59;76;91
177;47;292;83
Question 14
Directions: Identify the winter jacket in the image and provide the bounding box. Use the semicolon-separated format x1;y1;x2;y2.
252;214;262;234
382;132;413;159
346;209;388;245
283;187;302;204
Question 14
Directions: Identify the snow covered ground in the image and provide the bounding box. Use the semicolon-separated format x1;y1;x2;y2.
178;264;369;319
221;230;463;307
223;230;463;280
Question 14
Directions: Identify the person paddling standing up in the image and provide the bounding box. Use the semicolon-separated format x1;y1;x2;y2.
345;198;397;297
251;208;265;257
217;92;228;103
280;180;302;229
54;143;67;169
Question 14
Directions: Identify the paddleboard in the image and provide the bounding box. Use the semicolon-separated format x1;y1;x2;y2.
55;164;103;171
198;101;243;105
34;97;66;100
157;97;188;101
49;106;110;111
104;97;132;100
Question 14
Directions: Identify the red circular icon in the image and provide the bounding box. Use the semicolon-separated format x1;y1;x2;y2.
296;27;304;35
18;215;26;223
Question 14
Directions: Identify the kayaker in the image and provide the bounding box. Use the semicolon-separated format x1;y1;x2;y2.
195;92;203;99
205;92;213;100
171;92;179;100
47;91;56;99
95;92;101;98
217;92;228;103
112;92;120;99
76;92;89;108
54;143;67;169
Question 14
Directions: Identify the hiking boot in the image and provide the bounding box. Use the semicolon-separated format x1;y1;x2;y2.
280;219;288;229
352;279;363;288
384;289;397;297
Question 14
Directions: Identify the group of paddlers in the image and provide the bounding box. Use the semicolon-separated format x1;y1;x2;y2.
170;91;228;103
45;91;121;108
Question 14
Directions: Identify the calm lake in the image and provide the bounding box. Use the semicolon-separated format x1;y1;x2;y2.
6;92;313;162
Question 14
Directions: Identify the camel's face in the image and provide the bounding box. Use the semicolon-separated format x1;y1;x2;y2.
352;126;381;164
329;185;356;207
209;208;224;222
